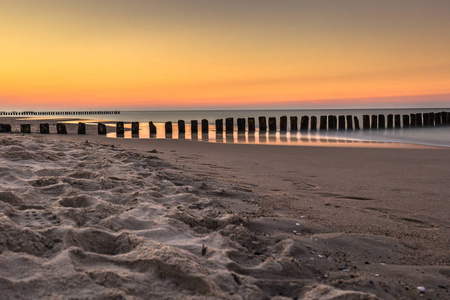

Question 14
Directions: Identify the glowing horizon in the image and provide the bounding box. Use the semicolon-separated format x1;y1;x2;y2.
1;1;449;110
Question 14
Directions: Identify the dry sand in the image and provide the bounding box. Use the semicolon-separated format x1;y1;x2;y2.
0;119;449;299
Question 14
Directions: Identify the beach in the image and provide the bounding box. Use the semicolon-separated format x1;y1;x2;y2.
0;119;449;299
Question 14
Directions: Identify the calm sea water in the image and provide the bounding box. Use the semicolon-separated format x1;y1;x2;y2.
17;108;450;147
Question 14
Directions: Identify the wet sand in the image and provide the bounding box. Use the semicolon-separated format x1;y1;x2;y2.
0;119;449;299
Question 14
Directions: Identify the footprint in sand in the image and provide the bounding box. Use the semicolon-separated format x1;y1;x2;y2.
12;210;61;229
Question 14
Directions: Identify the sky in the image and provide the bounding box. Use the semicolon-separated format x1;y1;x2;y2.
1;0;449;110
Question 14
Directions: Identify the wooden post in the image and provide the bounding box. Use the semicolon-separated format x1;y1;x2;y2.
248;117;255;132
311;116;317;131
202;119;209;133
165;121;172;134
40;123;50;134
428;112;435;126
259;117;267;132
378;114;385;129
215;119;223;133
178;120;185;134
226;118;234;133
320;116;327;130
410;114;416;127
290;116;298;131
338;115;345;130
346;115;353;130
0;124;10;133
434;113;442;126
116;122;124;135
280;116;287;132
98;123;107;135
56;123;67;134
149;122;157;134
132;122;139;134
394;115;401;128
190;120;198;133
328;115;337;130
371;115;377;129
363;115;370;130
353;116;360;130
442;111;448;125
386;114;393;129
422;113;430;127
268;117;277;132
20;124;31;133
78;122;86;134
300;116;309;131
402;115;410;128
415;113;423;127
237;118;246;132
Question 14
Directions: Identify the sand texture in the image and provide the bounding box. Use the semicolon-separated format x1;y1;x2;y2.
0;120;449;299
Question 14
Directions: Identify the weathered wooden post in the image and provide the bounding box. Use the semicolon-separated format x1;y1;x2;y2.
434;113;442;126
259;117;267;132
378;114;385;129
363;115;370;129
40;123;50;134
300;116;309;131
215;119;223;133
78;122;86;134
56;123;67;134
268;117;277;132
178;120;185;134
387;114;393;129
428;112;435;126
320;116;327;130
280;116;287;132
237;118;246;133
338;115;345;130
132;122;139;135
226;118;234;133
402;115;410;128
415;113;423;127
248;117;255;132
442;111;449;125
149;122;157;134
353;116;360;130
371;115;377;129
116;122;124;135
165;121;172;134
410;114;416;127
311;116;317;131
190;120;198;133
0;124;9;133
422;113;430;127
20;124;31;133
346;115;353;130
201;119;208;133
328;115;337;130
98;123;107;135
290;116;298;131
394;115;401;128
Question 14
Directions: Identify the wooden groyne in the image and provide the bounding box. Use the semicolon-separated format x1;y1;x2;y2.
0;111;120;116
1;111;448;136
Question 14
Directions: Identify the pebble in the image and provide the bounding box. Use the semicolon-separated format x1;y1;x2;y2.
417;286;425;292
295;223;300;226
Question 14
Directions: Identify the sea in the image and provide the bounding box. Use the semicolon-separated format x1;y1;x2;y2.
12;108;450;148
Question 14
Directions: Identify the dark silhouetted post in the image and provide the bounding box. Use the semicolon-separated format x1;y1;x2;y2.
311;116;317;131
434;113;442;126
428;112;435;126
20;124;31;133
56;123;67;134
149;122;157;134
353;116;360;130
402;115;410;128
248;117;255;132
378;114;385;129
394;115;401;128
98;123;107;135
410;114;416;127
78;122;86;134
328;115;337;130
40;123;50;134
268;117;277;132
132;122;139;135
371;115;377;129
415;113;423;127
116;122;124;135
320;116;327;130
346;115;353;130
423;113;430;127
226;118;234;133
215;119;223;133
363;115;370;130
387;114;393;129
190;120;198;133
202;119;209;133
165;121;172;134
280;116;287;132
442;111;449;125
300;116;309;131
0;124;11;133
259;117;267;132
338;115;345;130
178;120;185;134
237;118;246;133
290;116;298;131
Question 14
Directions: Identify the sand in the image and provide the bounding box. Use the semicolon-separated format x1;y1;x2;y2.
0;119;449;299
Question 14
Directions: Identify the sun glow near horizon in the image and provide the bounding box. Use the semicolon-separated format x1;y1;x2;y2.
1;0;449;110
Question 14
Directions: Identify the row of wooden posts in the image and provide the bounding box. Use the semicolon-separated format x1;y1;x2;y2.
0;111;448;135
0;111;120;116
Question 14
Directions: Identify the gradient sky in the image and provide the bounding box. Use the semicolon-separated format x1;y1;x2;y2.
1;0;449;110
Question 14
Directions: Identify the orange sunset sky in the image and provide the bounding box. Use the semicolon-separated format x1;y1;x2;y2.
1;0;449;110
